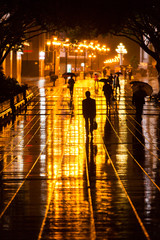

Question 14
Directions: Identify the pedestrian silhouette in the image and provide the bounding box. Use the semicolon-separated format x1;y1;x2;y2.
132;89;145;122
113;74;120;94
128;69;132;80
109;73;114;82
49;70;56;86
94;73;99;91
68;76;75;98
102;81;113;112
103;68;107;77
82;91;96;137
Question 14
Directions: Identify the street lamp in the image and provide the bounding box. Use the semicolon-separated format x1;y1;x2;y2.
52;37;61;74
39;51;45;77
104;55;120;64
46;38;60;74
88;53;96;70
116;43;127;66
63;38;70;74
74;48;83;72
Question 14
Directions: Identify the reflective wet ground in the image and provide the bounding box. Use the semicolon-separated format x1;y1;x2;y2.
0;76;160;239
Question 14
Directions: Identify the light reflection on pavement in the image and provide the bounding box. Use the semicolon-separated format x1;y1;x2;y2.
0;77;160;239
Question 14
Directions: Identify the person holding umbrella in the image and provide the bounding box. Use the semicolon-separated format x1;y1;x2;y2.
131;81;153;121
102;81;113;111
113;74;121;95
132;88;145;121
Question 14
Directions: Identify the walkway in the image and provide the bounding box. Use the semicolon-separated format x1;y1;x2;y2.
0;77;160;240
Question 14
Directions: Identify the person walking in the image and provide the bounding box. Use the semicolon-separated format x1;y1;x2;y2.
113;74;120;94
103;68;107;77
102;81;113;111
94;73;99;91
109;73;114;82
82;91;96;137
132;90;145;121
68;76;75;98
128;69;132;80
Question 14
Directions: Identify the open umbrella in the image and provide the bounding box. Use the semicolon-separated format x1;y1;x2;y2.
130;81;153;96
62;72;76;78
99;78;113;83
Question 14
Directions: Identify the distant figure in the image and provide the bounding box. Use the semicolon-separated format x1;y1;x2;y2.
50;71;57;86
103;68;107;77
113;74;120;94
102;82;113;110
82;91;96;137
132;90;145;121
128;69;132;80
94;73;99;90
109;73;114;82
68;76;75;98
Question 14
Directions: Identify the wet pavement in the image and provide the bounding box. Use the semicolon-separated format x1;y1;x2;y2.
0;76;160;239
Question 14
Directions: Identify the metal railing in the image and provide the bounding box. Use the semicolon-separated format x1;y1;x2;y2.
0;89;33;120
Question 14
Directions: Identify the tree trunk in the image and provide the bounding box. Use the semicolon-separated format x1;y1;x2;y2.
156;61;160;96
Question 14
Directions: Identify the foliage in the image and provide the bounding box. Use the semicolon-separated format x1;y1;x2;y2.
0;67;24;101
52;0;160;90
0;0;57;65
1;0;160;89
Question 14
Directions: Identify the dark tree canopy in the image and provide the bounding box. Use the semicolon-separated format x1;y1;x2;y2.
1;0;160;89
52;0;160;88
0;0;56;64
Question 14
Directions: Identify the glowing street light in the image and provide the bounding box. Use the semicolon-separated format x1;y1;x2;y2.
104;55;120;64
39;51;45;60
116;43;127;66
39;51;45;77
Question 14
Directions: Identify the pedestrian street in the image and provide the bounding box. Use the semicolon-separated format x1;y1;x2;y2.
0;77;160;240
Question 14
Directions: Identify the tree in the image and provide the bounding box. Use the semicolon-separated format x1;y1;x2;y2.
104;1;160;84
2;0;160;93
0;0;59;65
82;0;160;92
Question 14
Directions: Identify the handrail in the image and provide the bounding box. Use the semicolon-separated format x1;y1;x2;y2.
0;92;33;119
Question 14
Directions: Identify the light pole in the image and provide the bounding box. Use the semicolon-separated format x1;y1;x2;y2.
89;53;96;70
52;37;61;74
116;43;127;66
39;51;45;77
62;38;70;83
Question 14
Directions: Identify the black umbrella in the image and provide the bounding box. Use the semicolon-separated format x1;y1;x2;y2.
62;72;76;78
130;81;153;96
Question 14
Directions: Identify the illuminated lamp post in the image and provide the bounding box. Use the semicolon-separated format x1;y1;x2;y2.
52;37;61;74
63;38;70;73
74;48;83;72
79;40;88;79
88;53;96;70
39;51;45;77
116;43;127;66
